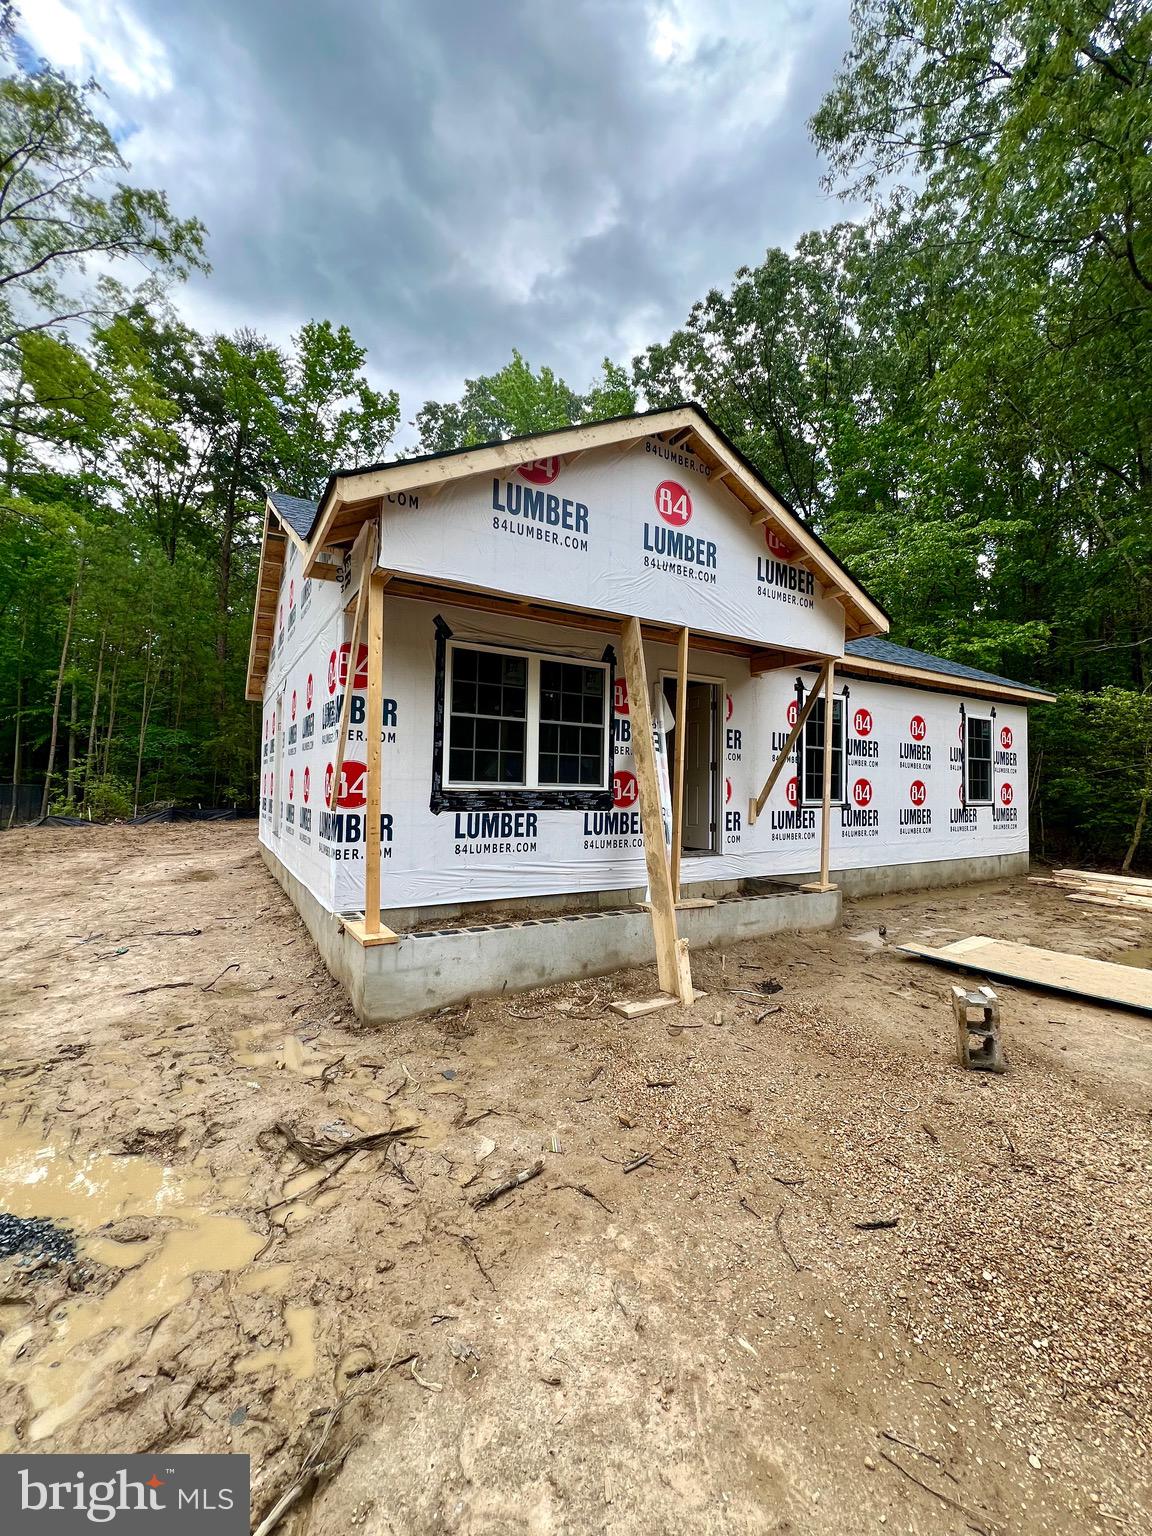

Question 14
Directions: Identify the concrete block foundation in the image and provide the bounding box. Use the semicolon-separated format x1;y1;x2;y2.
261;846;839;1022
260;846;1030;1023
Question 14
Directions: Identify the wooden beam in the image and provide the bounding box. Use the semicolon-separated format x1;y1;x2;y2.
327;528;377;810
620;616;693;1004
363;570;386;936
670;627;689;900
748;661;831;826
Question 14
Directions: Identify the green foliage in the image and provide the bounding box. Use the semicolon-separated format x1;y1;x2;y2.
413;350;636;453
82;774;134;822
2;16;1147;858
1032;690;1152;868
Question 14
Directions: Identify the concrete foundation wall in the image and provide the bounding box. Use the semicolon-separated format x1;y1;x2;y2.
262;844;838;1022
828;851;1029;897
261;844;1029;1024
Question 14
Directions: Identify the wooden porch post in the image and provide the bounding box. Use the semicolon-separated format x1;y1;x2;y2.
670;626;689;900
363;569;386;936
619;616;693;1004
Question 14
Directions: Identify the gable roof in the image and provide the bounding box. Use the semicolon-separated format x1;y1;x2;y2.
296;402;891;640
268;491;319;545
843;637;1056;703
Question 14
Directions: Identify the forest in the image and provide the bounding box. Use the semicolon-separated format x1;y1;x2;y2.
1;0;1149;865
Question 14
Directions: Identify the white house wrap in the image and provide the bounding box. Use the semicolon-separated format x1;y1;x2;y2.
247;406;1052;1020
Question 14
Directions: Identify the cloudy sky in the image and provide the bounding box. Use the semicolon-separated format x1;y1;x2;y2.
21;0;853;429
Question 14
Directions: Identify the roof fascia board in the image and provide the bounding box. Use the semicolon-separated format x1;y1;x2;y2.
832;653;1056;704
303;408;699;572
245;504;280;701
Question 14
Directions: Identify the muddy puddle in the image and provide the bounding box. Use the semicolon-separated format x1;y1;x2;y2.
1112;945;1152;969
0;1123;264;1442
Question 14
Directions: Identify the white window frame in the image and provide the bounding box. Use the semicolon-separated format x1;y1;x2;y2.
965;714;994;805
800;692;846;807
443;639;611;793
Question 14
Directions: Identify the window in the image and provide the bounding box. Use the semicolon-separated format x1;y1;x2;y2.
538;660;607;786
444;642;609;791
965;715;993;803
801;695;844;804
448;648;527;785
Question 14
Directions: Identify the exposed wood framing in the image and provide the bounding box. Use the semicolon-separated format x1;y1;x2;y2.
619;616;694;1006
379;576;809;662
327;523;378;811
363;570;387;936
748;660;831;826
670;627;689;900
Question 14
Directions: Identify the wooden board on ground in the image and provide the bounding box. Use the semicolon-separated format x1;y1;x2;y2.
897;935;1152;1014
1066;894;1152;916
1055;867;1152;892
610;990;706;1018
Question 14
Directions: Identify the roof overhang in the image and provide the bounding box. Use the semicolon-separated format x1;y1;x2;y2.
300;404;890;642
835;651;1057;705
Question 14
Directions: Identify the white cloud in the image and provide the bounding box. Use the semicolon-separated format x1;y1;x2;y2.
20;0;172;98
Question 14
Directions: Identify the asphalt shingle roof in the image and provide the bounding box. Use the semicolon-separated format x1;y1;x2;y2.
845;636;1049;696
268;491;319;542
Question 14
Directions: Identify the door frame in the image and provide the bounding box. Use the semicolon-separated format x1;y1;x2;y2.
659;668;723;858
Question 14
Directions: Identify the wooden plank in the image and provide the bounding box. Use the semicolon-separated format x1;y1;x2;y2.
610;993;680;1019
610;988;705;1018
897;936;1152;1014
363;571;386;936
342;916;399;947
1067;892;1152;912
1055;867;1152;892
748;660;830;825
1030;876;1152;908
670;627;689;900
620;616;692;1004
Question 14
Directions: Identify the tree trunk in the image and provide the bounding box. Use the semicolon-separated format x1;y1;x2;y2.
7;611;26;828
1122;780;1149;873
84;629;106;796
40;571;81;819
217;430;244;668
66;683;78;802
133;637;155;818
102;653;120;778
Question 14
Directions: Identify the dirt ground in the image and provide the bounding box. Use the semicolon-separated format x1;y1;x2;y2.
0;824;1148;1536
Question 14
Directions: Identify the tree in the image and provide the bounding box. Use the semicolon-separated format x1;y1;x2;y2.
413;351;636;453
0;64;206;368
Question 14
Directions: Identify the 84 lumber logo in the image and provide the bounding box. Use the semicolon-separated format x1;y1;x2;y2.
3;1454;248;1532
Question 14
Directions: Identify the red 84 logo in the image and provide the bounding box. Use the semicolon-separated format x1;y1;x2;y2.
852;779;873;807
854;708;872;737
1000;783;1013;806
613;770;638;808
786;776;799;808
654;480;692;526
910;715;926;741
909;779;927;806
1000;726;1013;749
